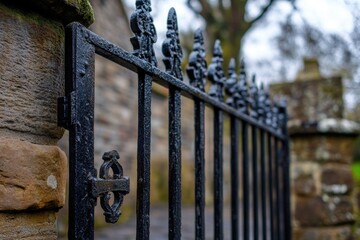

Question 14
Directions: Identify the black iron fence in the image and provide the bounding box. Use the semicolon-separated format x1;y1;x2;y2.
58;0;291;239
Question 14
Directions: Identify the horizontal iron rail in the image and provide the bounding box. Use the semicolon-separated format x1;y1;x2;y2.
71;22;286;140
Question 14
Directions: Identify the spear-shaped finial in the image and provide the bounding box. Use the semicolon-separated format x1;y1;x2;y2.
236;59;249;114
162;8;183;80
257;82;266;123
277;97;288;133
249;74;259;118
187;29;207;91
225;58;239;108
130;0;157;66
207;40;225;101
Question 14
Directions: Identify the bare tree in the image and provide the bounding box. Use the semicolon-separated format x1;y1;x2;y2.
185;0;294;65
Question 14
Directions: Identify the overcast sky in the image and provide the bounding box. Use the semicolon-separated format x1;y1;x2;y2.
124;0;357;107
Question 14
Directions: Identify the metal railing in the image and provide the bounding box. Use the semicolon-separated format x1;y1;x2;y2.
58;0;291;239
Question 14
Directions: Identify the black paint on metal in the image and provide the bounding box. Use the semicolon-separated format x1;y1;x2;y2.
260;129;267;240
187;29;207;240
280;100;292;240
163;8;183;240
59;1;290;238
250;76;259;240
64;23;96;240
230;116;239;240
268;134;275;240
242;122;250;240
136;72;152;240
274;138;281;239
91;150;130;224
226;59;239;240
130;1;157;239
208;40;225;240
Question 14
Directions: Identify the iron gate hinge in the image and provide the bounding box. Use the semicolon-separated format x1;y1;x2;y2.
57;91;76;129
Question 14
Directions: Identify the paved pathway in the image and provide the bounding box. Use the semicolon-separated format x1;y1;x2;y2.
94;205;234;240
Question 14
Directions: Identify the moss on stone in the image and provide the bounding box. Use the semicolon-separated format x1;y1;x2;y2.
0;0;94;26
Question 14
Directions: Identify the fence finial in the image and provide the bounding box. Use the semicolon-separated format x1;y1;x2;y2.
237;59;249;114
264;90;272;126
257;82;266;123
162;8;183;80
225;58;239;108
272;104;279;130
249;74;259;118
208;40;225;101
278;97;287;133
187;29;207;91
130;0;157;66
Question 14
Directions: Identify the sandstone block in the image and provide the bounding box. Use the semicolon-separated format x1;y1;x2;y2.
321;166;354;195
291;136;356;164
0;3;65;143
295;196;354;226
0;211;57;240
294;174;317;196
0;138;67;211
293;225;352;240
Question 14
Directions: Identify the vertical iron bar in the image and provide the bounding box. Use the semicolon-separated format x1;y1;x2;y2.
66;24;96;240
242;122;250;240
252;125;259;240
267;134;274;240
284;144;291;240
230;117;239;240
168;87;182;240
282;116;291;240
136;72;152;240
194;99;205;240
274;139;281;240
260;129;267;240
214;108;224;240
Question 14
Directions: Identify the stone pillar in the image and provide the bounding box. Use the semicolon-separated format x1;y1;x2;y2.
271;59;360;240
290;121;358;239
0;0;93;239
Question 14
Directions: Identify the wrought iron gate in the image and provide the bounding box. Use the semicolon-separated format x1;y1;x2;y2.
58;0;291;239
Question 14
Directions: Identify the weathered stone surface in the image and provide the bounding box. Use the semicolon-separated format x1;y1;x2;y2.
1;0;94;26
0;211;57;239
0;138;67;211
294;174;317;196
0;4;65;144
270;76;344;122
293;225;352;240
291;135;356;164
295;196;354;227
288;118;360;135
321;166;354;195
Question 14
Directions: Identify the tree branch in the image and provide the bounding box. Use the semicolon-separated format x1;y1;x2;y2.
186;0;201;15
187;0;215;23
219;0;225;16
247;0;275;30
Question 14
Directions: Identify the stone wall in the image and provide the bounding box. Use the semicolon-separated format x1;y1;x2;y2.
271;59;360;240
0;0;93;239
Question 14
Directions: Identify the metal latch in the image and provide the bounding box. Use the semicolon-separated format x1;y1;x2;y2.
90;150;130;223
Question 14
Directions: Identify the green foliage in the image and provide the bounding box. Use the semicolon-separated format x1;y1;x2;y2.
351;162;360;186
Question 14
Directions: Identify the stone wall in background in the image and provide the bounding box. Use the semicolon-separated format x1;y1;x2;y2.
271;59;360;240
